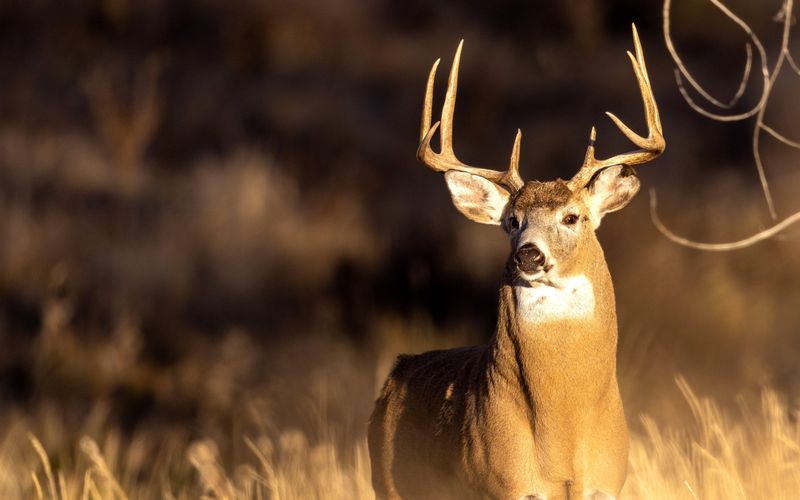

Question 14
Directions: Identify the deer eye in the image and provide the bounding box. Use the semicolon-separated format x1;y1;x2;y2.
562;214;579;226
508;215;520;231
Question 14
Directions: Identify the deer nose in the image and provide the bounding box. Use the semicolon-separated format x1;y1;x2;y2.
514;243;546;273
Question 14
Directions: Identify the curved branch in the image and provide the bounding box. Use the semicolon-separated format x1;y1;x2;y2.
663;0;753;109
673;70;761;121
663;0;769;121
760;123;800;149
650;190;800;251
659;0;799;244
730;43;754;105
786;50;800;76
749;0;794;220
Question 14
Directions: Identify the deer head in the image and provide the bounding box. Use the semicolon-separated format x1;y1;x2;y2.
418;25;664;287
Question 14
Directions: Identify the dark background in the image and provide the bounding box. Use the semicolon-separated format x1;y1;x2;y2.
0;0;798;453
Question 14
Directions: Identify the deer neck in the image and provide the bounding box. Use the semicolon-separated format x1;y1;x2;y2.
484;248;619;442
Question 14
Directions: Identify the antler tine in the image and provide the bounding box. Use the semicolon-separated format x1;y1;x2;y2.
416;41;525;193
420;58;440;143
568;24;665;191
440;40;463;157
505;129;524;190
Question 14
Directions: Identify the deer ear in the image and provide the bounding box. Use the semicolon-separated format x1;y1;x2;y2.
444;171;510;225
585;165;640;228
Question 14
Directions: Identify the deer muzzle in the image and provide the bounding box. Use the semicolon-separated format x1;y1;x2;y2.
514;243;547;274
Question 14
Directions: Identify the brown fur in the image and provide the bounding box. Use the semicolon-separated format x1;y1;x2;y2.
511;180;573;210
368;179;631;500
381;26;663;497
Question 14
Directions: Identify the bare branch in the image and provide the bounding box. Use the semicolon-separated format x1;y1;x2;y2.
650;190;800;251
663;0;769;120
731;43;754;105
760;123;800;149
655;0;800;250
786;50;800;76
672;70;760;120
751;118;776;219
750;0;796;220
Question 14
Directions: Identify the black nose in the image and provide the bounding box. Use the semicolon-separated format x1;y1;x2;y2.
514;243;546;273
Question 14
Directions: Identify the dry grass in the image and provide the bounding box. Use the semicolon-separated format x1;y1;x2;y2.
1;364;797;499
624;378;800;499
0;379;800;500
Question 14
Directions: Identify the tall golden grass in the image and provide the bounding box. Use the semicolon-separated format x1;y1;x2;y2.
2;370;797;499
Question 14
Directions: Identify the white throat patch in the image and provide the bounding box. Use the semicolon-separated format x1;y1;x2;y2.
514;274;595;325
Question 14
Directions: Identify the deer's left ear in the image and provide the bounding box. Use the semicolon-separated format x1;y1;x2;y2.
585;165;640;228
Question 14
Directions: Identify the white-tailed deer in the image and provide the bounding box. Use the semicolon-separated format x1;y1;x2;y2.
368;25;664;500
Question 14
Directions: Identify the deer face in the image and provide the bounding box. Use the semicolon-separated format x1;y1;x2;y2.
444;165;640;285
417;27;662;287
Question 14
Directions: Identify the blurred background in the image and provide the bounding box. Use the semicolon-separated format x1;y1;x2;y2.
0;0;798;496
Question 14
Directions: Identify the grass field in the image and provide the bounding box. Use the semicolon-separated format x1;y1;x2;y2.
2;349;798;499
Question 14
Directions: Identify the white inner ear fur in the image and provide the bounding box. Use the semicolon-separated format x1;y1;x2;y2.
444;171;510;225
585;165;640;228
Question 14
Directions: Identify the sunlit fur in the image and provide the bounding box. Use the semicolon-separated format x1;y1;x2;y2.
368;172;638;500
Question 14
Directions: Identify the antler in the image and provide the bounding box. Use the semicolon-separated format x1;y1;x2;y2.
568;24;665;192
417;41;525;193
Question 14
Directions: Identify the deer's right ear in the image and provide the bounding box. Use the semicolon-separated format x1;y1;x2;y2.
444;171;510;225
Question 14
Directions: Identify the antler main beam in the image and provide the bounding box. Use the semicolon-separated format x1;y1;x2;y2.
568;24;665;191
417;41;524;193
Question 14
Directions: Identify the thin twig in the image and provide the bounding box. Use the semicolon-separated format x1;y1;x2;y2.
655;0;800;248
761;123;800;149
786;50;800;76
750;0;794;219
664;0;753;112
663;0;769;121
650;190;800;251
